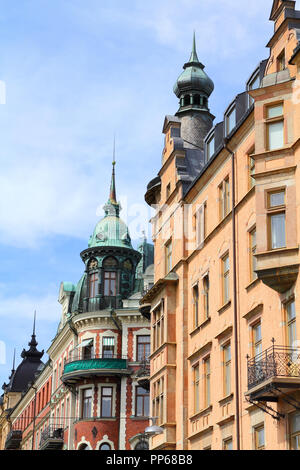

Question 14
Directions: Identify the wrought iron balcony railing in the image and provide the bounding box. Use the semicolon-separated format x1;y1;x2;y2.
39;425;64;450
65;352;128;365
5;429;22;450
247;345;300;390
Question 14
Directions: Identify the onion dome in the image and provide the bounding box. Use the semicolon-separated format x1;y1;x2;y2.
88;161;132;249
173;33;214;113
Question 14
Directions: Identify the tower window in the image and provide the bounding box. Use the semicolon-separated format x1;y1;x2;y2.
89;273;98;298
184;95;190;106
104;271;117;296
194;94;200;105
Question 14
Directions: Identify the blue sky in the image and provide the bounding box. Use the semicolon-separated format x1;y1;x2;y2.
0;0;284;385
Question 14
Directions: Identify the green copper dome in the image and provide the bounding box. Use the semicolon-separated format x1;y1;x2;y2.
173;33;214;99
88;161;132;249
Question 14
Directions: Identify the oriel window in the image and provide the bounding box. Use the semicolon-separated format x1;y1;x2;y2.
249;228;257;282
266;103;284;151
267;189;286;250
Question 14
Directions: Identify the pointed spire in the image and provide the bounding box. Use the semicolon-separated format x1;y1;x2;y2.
189;31;199;63
21;311;44;360
109;137;117;204
12;348;16;373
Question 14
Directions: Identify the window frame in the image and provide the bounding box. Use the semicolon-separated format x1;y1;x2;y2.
81;387;93;420
266;188;286;250
165;239;172;274
219;177;230;220
135;385;150;417
100;386;113;418
249;227;257;282
222;342;231;397
265;102;284;151
254;423;265;450
221;252;230;305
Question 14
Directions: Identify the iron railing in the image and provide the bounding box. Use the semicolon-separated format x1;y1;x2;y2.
65;351;128;365
247;345;300;390
136;359;150;377
5;429;22;449
40;425;64;448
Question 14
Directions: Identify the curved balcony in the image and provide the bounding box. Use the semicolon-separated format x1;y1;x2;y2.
62;352;130;385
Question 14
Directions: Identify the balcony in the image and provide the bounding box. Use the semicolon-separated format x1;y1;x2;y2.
5;429;22;450
246;345;300;401
136;360;150;391
62;352;130;385
255;247;299;293
39;426;64;450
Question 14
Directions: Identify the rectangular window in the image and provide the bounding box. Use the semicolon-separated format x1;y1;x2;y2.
226;106;236;135
203;275;210;320
223;437;233;450
102;337;115;358
195;203;206;247
152;304;164;352
219;178;230;220
252;322;262;357
223;343;231;396
203;356;211;407
135;386;149;417
166;183;171;200
286;299;297;348
100;387;113;418
290;412;300;450
206;135;215;160
193;284;199;329
89;272;98;298
137;335;150;362
153;378;164;425
194;364;200;413
266;103;284;151
248;72;260;106
254;424;265;450
249;228;257;282
83;339;94;360
165;241;172;274
268;189;286;250
277;49;286;72
249;154;255;189
104;271;117;296
222;253;230;304
81;388;93;419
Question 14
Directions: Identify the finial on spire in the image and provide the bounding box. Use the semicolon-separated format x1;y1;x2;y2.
189;31;200;64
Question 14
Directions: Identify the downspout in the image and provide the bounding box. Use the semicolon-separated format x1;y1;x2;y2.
224;138;241;451
31;386;37;450
67;319;78;450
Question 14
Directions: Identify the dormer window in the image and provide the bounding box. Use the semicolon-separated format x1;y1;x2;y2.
247;69;260;107
277;49;286;71
225;105;236;135
206;133;215;161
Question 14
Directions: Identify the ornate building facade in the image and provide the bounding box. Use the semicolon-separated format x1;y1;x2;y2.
0;163;153;450
140;0;300;450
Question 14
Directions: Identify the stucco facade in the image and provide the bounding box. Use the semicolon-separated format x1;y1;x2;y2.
141;0;300;451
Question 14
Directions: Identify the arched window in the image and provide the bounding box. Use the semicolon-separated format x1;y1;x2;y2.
184;95;190;106
78;443;90;450
103;257;118;268
99;443;111;450
135;440;149;450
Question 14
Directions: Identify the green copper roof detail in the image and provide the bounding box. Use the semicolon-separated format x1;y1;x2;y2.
187;31;200;65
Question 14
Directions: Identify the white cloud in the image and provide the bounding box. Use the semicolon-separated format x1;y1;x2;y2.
0;292;61;324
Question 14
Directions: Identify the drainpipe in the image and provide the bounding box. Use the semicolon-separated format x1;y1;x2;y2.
31;386;37;450
224;138;241;451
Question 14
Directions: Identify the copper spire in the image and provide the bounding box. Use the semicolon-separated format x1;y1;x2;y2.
109;137;117;204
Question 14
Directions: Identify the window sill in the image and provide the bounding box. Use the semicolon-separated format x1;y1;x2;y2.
218;301;231;315
245;278;260;292
130;416;149;421
189;317;211;336
189;405;213;421
218;393;234;406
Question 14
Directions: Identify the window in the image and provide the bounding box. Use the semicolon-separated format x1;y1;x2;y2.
194;364;200;413
165;240;172;274
206;134;215;160
290;412;300;450
277;49;286;71
249;154;255;189
226;106;236;135
267;189;286;250
223;343;231;396
248;71;260;106
137;335;150;362
81;388;93;419
135;441;149;450
195;202;206;247
252;322;262;357
102;337;115;358
89;272;98;298
193;284;199;329
152;378;164;425
166;183;171;200
104;271;117;296
152;304;164;352
99;443;111;450
222;253;230;304
203;356;211;407
223;437;233;450
219;178;230;220
100;387;113;417
254;424;265;450
135;386;149;417
203;275;210;320
79;444;90;450
82;339;94;360
249;228;257;282
266;103;284;151
286;299;297;348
